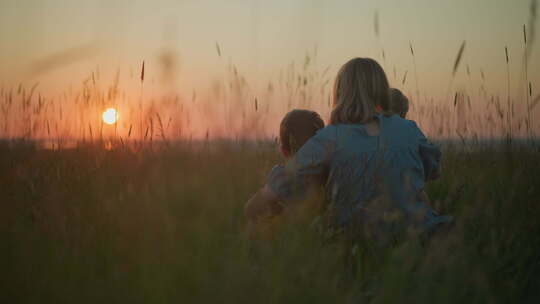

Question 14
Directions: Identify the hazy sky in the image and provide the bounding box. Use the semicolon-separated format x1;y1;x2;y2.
0;0;538;139
1;0;537;91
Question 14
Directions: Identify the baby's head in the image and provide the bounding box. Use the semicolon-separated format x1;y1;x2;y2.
389;88;409;118
279;109;325;158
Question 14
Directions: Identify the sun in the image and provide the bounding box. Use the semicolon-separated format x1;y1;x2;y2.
102;108;118;125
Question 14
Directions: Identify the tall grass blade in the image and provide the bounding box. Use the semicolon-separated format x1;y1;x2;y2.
402;70;408;85
452;41;466;76
529;94;540;110
216;42;222;57
140;61;145;83
374;11;380;38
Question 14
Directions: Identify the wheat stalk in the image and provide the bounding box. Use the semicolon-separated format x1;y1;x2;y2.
409;41;421;103
452;41;466;77
504;46;512;141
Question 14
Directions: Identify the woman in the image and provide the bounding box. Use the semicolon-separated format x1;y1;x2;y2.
245;58;449;240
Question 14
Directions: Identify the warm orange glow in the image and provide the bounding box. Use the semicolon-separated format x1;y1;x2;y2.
102;108;118;125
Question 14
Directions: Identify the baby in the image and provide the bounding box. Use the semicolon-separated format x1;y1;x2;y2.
389;88;409;118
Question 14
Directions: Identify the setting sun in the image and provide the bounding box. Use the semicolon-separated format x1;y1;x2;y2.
102;108;118;125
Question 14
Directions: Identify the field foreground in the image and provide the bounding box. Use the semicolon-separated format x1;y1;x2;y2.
1;141;540;303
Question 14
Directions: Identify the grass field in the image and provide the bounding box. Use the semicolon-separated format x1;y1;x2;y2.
1;140;539;303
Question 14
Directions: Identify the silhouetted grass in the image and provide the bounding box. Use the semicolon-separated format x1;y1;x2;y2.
1;142;539;303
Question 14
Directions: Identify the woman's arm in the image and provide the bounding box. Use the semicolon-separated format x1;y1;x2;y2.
245;127;334;222
244;185;282;222
278;130;334;196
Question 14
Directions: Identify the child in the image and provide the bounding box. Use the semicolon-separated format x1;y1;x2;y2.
245;109;325;220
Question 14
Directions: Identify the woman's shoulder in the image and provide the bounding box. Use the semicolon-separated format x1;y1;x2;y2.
377;115;428;149
380;114;420;134
314;123;369;143
380;113;416;126
313;124;339;140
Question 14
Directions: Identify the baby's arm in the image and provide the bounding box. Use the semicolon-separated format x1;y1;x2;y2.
419;139;441;181
412;121;442;181
418;189;435;209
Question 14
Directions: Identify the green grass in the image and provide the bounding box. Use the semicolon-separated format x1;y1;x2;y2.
1;141;539;303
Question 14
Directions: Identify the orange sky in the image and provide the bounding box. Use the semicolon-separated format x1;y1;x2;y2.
0;0;538;140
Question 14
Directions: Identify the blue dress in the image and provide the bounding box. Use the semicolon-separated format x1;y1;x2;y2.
267;114;452;234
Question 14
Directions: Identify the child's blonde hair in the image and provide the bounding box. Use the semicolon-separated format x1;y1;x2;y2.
330;58;390;125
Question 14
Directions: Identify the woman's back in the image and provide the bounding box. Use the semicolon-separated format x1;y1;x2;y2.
271;114;443;231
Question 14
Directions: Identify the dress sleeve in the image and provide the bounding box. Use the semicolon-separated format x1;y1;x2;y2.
266;165;288;199
267;129;334;203
412;121;441;181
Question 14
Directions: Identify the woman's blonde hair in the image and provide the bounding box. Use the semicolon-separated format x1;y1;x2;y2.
330;58;390;125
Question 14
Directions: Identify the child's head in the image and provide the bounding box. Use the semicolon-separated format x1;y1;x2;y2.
389;88;409;118
279;109;325;158
330;58;390;125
